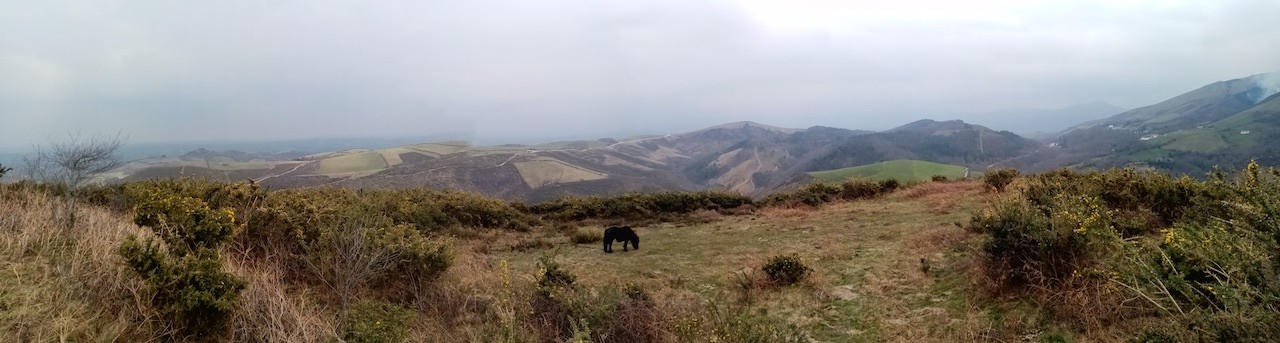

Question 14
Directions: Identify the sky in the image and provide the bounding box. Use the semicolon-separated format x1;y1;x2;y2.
2;0;1279;149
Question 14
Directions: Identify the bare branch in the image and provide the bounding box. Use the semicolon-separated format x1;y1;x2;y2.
25;131;127;227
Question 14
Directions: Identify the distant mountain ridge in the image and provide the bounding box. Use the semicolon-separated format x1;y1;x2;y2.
100;71;1280;199
1064;73;1278;134
1011;72;1280;174
106;120;1037;201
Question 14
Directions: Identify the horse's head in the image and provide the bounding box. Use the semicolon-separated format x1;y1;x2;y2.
631;236;640;250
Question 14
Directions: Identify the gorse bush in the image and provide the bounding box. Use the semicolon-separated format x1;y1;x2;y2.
839;179;881;200
972;192;1121;290
762;254;810;286
342;299;412;343
119;187;246;338
529;281;667;343
365;224;453;297
536;253;576;290
771;182;841;207
878;179;901;193
301;219;453;309
983;168;1019;192
972;162;1280;338
762;177;900;207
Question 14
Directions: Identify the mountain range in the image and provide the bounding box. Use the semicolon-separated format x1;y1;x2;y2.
99;72;1280;201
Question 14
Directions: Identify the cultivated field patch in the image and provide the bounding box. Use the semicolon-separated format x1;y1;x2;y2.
513;157;607;188
312;151;389;175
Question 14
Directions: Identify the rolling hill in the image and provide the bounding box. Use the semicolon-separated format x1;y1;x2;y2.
106;120;1038;202
1011;72;1280;175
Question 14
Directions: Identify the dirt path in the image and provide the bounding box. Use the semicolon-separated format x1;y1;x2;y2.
255;162;308;183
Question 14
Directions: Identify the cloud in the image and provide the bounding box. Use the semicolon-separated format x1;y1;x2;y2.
2;0;1279;148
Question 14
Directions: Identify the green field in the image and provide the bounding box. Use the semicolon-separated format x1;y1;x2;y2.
809;160;968;183
513;157;608;188
532;140;610;150
313;151;389;175
1128;148;1172;162
1160;131;1228;153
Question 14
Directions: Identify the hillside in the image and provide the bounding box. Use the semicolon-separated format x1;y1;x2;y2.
107;120;1038;201
809;160;969;183
1010;72;1280;175
970;100;1126;139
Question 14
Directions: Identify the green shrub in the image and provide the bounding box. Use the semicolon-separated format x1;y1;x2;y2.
838;179;880;200
763;178;899;207
299;218;453;308
425;190;530;230
120;189;246;338
528;281;668;343
878;179;901;193
343;299;412;343
972;163;1280;330
931;175;949;182
984;168;1020;192
528;254;587;341
366;224;453;289
759;182;841;207
252;187;379;247
762;254;810;286
537;254;576;290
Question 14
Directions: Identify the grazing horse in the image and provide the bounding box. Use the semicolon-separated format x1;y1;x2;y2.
603;225;639;253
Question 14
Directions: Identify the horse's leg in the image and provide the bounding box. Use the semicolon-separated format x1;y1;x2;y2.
603;238;612;253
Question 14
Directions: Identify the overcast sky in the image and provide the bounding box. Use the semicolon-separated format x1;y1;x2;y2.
3;0;1279;148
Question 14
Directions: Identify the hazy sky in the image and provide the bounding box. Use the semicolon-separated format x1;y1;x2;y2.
3;0;1279;148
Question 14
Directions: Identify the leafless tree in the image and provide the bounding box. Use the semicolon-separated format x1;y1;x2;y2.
302;218;396;316
24;132;126;227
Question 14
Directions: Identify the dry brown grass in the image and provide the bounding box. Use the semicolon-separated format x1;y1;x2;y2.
896;180;983;214
225;258;339;342
756;205;814;218
0;187;158;342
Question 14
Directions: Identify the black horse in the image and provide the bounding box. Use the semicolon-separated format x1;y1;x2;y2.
603;225;639;253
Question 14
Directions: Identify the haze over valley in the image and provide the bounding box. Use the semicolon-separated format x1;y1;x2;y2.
7;69;1241;204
